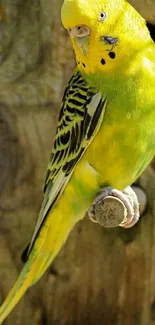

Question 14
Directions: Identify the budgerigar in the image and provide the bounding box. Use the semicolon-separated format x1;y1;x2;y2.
0;0;155;322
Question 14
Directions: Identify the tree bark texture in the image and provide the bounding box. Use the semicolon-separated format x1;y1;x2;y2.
0;1;155;324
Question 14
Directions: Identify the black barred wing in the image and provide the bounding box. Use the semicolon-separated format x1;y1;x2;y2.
23;70;107;261
44;71;90;186
45;71;106;186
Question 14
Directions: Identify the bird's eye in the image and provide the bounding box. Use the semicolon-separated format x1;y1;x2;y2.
99;11;107;22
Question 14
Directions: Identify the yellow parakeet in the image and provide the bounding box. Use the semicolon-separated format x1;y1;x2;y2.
0;0;155;322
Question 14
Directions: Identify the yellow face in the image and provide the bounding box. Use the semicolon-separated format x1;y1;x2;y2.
61;0;124;29
61;0;150;75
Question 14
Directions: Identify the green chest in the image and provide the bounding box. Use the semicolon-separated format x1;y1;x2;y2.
85;88;155;189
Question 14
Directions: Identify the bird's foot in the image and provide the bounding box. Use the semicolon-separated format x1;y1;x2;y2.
88;186;143;228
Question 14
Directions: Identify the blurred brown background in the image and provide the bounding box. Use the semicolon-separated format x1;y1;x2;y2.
0;0;155;324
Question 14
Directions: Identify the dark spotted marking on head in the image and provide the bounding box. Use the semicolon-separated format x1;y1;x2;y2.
82;62;86;68
108;51;116;59
101;58;106;65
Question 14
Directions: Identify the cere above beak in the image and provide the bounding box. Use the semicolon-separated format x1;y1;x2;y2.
68;25;91;38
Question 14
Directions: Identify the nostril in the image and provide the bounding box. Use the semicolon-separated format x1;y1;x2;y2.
68;28;72;34
72;25;90;37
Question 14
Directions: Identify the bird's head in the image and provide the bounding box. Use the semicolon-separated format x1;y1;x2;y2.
61;0;152;75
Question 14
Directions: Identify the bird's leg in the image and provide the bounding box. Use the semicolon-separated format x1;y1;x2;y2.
88;185;146;228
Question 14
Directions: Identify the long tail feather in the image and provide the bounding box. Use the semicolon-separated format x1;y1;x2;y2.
0;208;82;324
0;260;34;324
0;160;98;324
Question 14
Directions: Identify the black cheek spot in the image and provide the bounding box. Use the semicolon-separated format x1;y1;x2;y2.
82;62;86;68
108;51;116;59
101;58;106;65
77;61;80;64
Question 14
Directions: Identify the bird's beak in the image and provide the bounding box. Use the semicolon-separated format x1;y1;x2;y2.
68;24;90;56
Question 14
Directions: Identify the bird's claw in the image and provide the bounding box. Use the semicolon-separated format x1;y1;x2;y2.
88;186;140;228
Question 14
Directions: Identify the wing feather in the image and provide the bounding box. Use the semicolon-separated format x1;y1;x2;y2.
23;70;107;261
